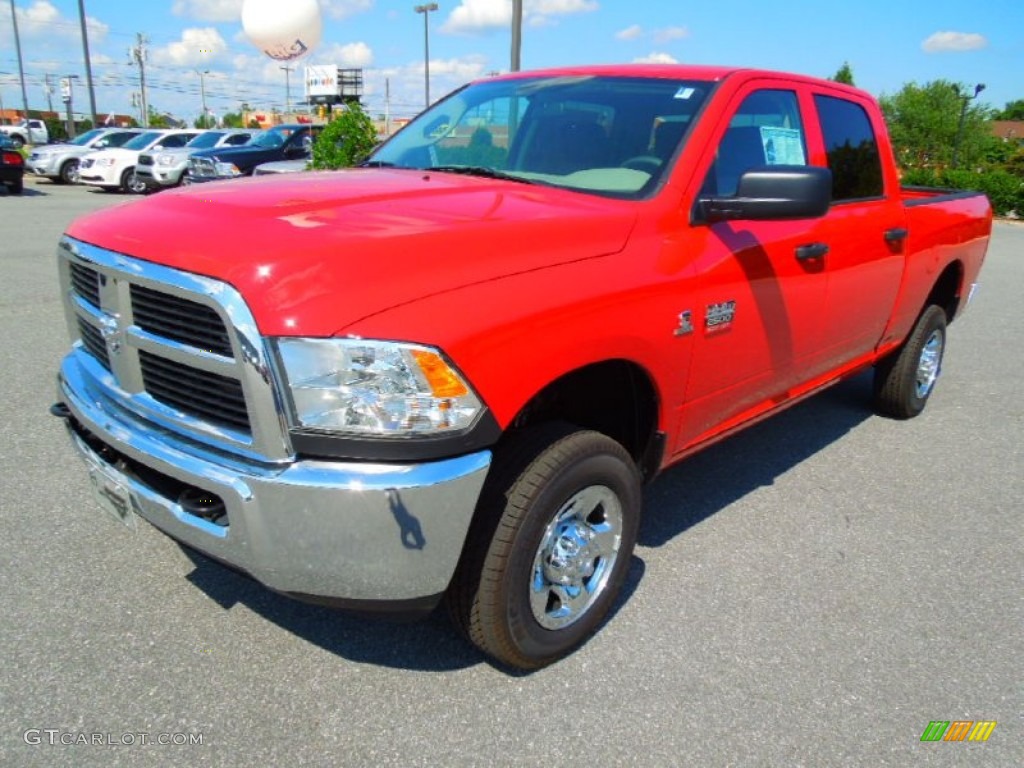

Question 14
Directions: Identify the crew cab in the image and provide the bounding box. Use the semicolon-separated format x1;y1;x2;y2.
135;129;257;191
184;124;316;182
0;118;48;147
51;66;990;670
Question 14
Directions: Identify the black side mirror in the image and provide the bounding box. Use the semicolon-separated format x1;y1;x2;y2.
696;165;832;224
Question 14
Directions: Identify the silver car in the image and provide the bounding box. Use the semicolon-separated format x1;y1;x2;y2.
135;129;257;191
27;128;142;184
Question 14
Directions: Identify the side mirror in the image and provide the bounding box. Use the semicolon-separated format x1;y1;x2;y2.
696;165;832;224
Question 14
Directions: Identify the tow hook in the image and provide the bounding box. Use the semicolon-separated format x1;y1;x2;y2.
50;402;71;419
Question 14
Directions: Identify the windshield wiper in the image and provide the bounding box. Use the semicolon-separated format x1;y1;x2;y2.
423;165;534;184
359;160;398;168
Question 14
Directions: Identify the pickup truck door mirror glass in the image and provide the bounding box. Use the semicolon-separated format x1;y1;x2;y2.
697;166;832;223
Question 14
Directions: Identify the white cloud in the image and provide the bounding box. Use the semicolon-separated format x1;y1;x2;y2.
633;52;678;64
653;26;689;44
1;1;108;46
921;31;988;53
172;0;371;23
172;0;243;23
151;28;230;67
615;25;643;41
314;41;374;68
442;0;598;35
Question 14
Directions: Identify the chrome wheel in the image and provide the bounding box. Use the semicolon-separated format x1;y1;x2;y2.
915;329;943;398
530;484;623;630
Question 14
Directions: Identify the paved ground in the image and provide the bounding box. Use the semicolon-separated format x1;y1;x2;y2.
1;176;1020;767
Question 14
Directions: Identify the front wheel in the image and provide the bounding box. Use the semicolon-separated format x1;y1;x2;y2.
59;159;80;184
448;425;641;669
873;304;947;419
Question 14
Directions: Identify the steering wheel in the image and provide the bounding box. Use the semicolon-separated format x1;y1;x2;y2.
620;155;662;173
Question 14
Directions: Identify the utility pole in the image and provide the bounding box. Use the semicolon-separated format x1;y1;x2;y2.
44;74;55;115
131;34;150;127
414;3;438;109
77;0;98;126
197;70;209;127
511;0;523;72
9;0;31;119
280;65;294;115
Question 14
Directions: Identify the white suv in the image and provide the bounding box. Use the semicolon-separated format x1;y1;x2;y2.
79;130;200;192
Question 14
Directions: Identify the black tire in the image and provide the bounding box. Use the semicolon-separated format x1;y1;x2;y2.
59;160;79;184
447;424;641;669
9;135;25;149
7;178;23;194
121;168;145;194
873;305;947;419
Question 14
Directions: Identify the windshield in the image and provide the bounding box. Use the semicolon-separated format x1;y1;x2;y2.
71;129;105;146
370;75;712;198
124;131;165;150
251;128;296;149
186;132;224;149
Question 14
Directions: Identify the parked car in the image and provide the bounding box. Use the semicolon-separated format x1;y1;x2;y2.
51;65;991;670
252;158;309;175
185;124;318;183
135;129;257;191
79;130;200;192
0;134;25;193
27;128;142;184
0;118;48;147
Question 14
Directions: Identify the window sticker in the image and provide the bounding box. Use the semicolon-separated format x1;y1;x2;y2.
759;126;805;165
674;87;696;100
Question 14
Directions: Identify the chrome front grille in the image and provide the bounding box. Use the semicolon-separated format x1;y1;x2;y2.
58;237;293;462
188;157;216;178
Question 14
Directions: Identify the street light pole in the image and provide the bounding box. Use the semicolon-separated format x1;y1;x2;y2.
414;3;438;109
952;82;985;169
8;0;31;119
511;0;523;72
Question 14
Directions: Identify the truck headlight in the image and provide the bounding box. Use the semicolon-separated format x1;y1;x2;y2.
157;155;176;166
274;338;484;437
214;162;243;177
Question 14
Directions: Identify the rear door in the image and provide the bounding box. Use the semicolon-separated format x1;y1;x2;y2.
805;90;905;368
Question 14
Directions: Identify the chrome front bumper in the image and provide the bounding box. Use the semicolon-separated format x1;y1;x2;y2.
56;354;491;608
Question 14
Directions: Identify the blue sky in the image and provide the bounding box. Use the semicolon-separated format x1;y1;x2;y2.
1;0;1021;124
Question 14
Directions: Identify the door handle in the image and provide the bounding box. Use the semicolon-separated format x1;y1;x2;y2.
795;242;829;261
884;227;909;242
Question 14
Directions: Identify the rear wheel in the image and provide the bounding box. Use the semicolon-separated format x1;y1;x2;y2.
9;135;25;149
7;178;23;194
873;305;947;419
448;424;641;669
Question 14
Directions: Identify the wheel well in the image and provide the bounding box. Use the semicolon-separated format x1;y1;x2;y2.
926;262;964;322
507;360;661;478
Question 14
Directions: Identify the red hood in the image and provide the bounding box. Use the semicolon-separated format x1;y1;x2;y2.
67;168;637;336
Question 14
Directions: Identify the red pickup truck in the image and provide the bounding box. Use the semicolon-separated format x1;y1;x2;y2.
53;65;990;669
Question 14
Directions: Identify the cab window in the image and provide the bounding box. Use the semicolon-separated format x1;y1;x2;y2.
813;95;883;201
702;89;807;196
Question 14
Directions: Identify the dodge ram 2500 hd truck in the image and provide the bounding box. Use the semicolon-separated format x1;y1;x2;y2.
52;66;991;670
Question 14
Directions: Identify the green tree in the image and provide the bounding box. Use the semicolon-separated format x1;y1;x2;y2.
879;80;991;169
994;99;1024;121
221;111;244;128
831;62;855;86
193;114;216;129
310;102;379;169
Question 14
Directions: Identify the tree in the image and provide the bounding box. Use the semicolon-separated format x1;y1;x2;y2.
221;111;244;128
994;99;1024;121
310;102;379;169
831;62;855;86
878;80;991;169
193;114;216;129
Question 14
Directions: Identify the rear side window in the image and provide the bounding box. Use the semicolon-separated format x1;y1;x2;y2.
814;95;883;201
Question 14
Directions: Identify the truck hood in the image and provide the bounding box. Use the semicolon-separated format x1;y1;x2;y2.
66;168;637;337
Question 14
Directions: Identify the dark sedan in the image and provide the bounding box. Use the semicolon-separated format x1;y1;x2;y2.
1;134;25;194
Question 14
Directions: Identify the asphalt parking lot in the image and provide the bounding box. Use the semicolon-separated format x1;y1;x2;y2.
1;176;1021;767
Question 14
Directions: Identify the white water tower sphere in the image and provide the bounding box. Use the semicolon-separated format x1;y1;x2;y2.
241;0;322;61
